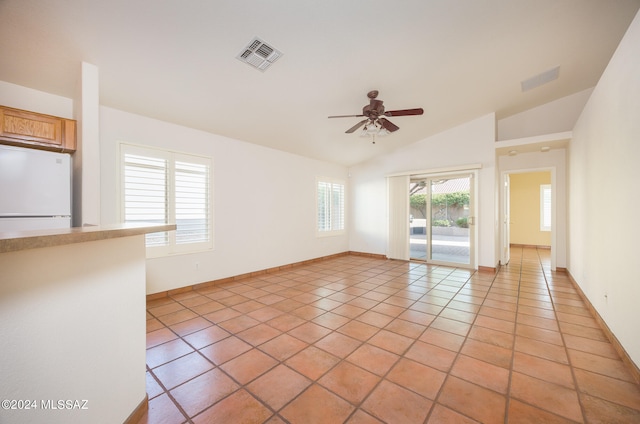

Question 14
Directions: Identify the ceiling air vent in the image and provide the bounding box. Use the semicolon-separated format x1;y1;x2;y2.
237;37;283;72
521;66;560;92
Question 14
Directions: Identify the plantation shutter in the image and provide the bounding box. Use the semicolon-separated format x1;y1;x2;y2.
123;152;169;246
175;160;210;244
121;144;213;255
317;181;331;232
317;179;345;234
331;183;345;231
541;184;551;231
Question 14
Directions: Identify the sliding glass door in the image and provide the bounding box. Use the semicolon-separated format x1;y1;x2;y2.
409;173;474;267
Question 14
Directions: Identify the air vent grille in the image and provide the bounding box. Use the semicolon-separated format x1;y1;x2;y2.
236;37;283;72
521;66;560;92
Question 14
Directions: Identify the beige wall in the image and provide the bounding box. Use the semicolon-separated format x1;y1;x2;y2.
569;10;640;368
509;171;551;246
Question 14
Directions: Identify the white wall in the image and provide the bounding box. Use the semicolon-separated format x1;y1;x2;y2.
73;62;101;227
0;235;147;424
497;88;593;141
0;79;349;294
569;10;640;367
0;80;74;118
348;113;498;269
99;107;348;294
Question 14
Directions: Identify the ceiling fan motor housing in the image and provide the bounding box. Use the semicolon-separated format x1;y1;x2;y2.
363;99;385;117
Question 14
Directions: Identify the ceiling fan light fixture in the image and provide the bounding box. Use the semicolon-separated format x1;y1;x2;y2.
359;120;389;138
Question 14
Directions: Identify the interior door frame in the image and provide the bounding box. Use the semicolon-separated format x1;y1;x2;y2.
502;173;510;265
499;167;557;271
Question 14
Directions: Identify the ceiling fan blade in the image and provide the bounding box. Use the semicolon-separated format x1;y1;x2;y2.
345;119;368;133
384;108;424;117
379;117;400;132
328;114;365;118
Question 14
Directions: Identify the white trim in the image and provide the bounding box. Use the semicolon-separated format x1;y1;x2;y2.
386;163;482;178
316;177;346;237
413;171;477;269
495;131;572;148
540;184;551;232
118;142;213;257
500;167;556;270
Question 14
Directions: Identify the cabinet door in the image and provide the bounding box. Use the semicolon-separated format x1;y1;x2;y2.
0;106;76;152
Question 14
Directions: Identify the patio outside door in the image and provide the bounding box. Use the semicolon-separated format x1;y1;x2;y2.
409;174;474;268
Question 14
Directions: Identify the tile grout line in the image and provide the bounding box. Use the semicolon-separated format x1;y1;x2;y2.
540;247;589;423
151;256;494;422
311;261;452;422
144;253;640;423
150;258;418;422
421;265;499;423
503;245;523;424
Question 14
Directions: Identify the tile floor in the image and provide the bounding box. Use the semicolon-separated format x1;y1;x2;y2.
139;247;640;423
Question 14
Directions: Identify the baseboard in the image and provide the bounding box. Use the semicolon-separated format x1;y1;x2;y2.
478;265;498;273
147;251;386;300
566;271;640;384
351;251;387;260
146;250;506;300
509;243;551;249
123;394;148;424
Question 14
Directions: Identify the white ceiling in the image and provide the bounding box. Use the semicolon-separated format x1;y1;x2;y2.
1;0;638;166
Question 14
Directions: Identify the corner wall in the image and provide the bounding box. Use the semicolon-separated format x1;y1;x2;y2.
497;88;592;141
569;10;640;367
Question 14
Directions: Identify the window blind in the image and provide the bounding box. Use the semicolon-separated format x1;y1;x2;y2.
387;175;410;260
175;161;210;244
317;179;344;234
541;184;551;231
317;181;331;232
331;183;345;231
123;153;169;246
121;144;213;255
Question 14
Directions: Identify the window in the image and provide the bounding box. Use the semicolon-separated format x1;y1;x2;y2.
317;178;345;235
120;143;212;256
540;184;551;231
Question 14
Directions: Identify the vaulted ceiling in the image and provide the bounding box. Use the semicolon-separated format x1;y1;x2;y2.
1;0;638;166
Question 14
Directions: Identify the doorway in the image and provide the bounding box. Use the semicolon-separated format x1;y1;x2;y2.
500;168;556;270
409;173;475;268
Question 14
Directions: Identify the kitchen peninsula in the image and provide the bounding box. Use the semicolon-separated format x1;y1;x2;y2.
0;223;175;424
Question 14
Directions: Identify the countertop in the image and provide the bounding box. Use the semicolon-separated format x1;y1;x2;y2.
0;223;176;254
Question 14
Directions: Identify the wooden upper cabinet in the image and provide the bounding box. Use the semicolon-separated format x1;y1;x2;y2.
0;106;76;152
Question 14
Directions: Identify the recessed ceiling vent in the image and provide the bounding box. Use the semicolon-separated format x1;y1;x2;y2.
237;37;283;72
521;66;560;92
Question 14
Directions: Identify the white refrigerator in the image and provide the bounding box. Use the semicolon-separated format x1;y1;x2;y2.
0;144;72;232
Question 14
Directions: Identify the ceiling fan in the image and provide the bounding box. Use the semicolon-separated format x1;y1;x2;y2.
328;90;423;142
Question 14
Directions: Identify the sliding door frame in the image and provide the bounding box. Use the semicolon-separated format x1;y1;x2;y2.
389;164;480;269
